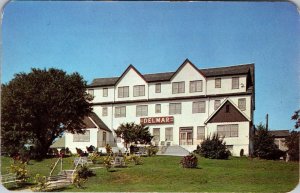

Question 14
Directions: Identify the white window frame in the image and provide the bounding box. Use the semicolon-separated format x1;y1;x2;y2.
217;124;239;137
232;77;239;89
238;98;246;111
169;103;182;115
118;86;129;98
215;78;221;88
115;106;126;118
136;105;148;117
103;88;108;97
73;131;90;142
197;126;205;140
133;85;145;97
102;107;108;116
155;104;161;113
190;80;203;93
172;81;185;94
192;101;205;113
165;127;173;141
155;83;161;93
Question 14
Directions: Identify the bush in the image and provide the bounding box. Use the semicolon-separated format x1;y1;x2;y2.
86;145;96;153
105;144;112;155
285;131;299;161
77;165;95;179
103;156;113;171
197;134;231;159
180;153;198;168
34;174;48;191
89;152;101;164
147;145;158;156
9;160;29;183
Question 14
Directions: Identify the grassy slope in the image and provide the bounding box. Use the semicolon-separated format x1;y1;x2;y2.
1;155;299;192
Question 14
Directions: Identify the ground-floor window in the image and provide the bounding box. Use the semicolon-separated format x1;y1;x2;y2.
217;124;239;137
197;126;205;140
153;128;160;145
179;127;193;145
73;130;90;142
165;127;173;141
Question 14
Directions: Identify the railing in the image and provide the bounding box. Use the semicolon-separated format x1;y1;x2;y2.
49;157;62;176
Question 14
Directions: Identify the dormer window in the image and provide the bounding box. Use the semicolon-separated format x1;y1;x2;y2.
155;83;161;93
172;82;185;94
190;80;203;93
118;86;129;98
232;77;239;89
133;85;145;97
215;78;221;88
103;88;108;97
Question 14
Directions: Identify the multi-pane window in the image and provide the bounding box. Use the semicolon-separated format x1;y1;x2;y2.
190;80;203;93
118;86;129;98
133;85;145;97
238;98;246;111
115;106;126;118
155;83;161;93
197;126;205;140
155;104;161;113
215;78;221;88
153;128;160;143
169;103;182;115
172;81;185;94
214;100;221;110
232;77;239;89
87;89;94;97
217;124;239;137
165;127;173;141
136;105;148;117
102;107;108;116
73;131;90;142
192;101;206;113
103;88;108;97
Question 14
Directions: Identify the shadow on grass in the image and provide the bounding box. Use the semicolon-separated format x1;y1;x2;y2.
5;182;35;191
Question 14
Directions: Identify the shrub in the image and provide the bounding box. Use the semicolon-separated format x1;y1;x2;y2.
86;145;96;153
89;152;100;164
34;174;48;191
180;153;198;168
198;134;231;159
105;144;112;155
77;165;96;179
132;155;143;165
147;145;158;156
285;131;299;161
103;156;113;171
9;160;29;182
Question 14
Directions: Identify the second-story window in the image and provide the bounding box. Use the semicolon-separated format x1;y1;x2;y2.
190;80;203;93
169;103;181;114
238;98;246;111
133;85;145;97
192;101;206;113
102;107;108;116
136;105;148;117
155;104;161;113
103;88;108;97
172;81;185;94
118;86;129;98
215;78;221;88
232;77;239;89
214;100;221;110
87;89;94;97
155;83;161;93
115;106;126;118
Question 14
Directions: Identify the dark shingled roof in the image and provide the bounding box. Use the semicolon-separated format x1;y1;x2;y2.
269;130;290;138
88;63;254;88
82;112;111;132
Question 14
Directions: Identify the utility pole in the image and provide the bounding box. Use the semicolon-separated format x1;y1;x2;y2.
266;114;269;131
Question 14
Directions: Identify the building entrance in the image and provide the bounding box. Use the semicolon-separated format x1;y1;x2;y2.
179;127;193;145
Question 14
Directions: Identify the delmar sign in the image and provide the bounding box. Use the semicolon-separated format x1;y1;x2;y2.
140;116;174;125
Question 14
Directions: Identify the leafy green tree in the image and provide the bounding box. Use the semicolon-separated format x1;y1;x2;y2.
291;110;300;129
1;68;92;159
253;123;284;160
115;122;153;149
285;131;299;161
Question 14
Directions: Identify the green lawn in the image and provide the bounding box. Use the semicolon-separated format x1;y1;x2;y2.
1;155;299;192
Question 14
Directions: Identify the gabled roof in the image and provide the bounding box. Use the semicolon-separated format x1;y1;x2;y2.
50;136;65;148
170;58;206;80
205;99;250;124
82;112;112;132
115;64;147;86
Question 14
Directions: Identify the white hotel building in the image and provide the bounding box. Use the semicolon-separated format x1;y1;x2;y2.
64;59;255;156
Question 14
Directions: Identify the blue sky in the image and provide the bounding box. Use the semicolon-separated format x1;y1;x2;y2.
2;1;299;130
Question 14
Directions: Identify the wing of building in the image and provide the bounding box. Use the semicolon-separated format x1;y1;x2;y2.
65;59;255;156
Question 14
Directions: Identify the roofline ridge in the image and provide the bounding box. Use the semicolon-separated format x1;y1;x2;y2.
202;63;255;70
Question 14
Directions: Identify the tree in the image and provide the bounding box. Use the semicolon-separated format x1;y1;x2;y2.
196;133;231;159
1;68;92;159
291;110;300;129
253;123;284;160
285;131;299;161
115;122;153;149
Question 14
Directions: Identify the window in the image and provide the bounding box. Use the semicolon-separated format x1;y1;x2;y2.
226;105;230;113
190;80;203;93
133;85;145;97
136;105;148;117
165;127;173;141
155;104;161;113
197;126;205;140
153;128;160;143
214;100;221;110
215;78;221;88
172;81;185;94
155;83;161;93
169;103;182;114
103;88;108;97
192;101;206;113
73;131;90;142
217;124;238;137
102;107;108;116
232;77;239;89
118;86;129;98
238;98;246;111
87;89;94;97
115;106;126;118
